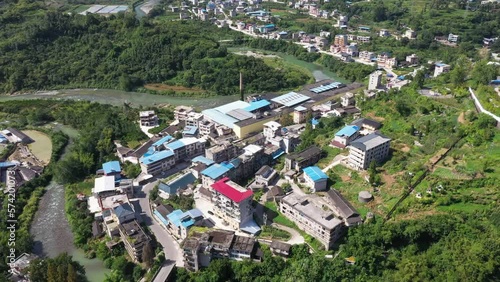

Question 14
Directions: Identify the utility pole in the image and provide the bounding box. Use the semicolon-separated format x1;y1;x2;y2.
240;72;244;101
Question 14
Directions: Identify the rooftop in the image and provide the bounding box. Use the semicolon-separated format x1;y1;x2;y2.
271;92;311;107
325;189;360;219
264;121;281;130
286;145;322;161
335;125;360;137
201;162;233;179
167;209;196;228
159;172;196;194
294;106;307;112
139;110;155;117
140;150;174;165
281;193;342;230
94;175;116;194
102;161;121;174
244;99;271;112
165;137;202;151
183;126;198;135
350;118;381;130
303;166;329;182
113;202;135;220
232;235;256;253
350;132;391;151
191;156;215;166
211;177;253;203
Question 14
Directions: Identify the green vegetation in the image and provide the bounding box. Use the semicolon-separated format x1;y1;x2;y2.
28;253;86;282
259;225;291;241
172;210;500;281
475;85;500;116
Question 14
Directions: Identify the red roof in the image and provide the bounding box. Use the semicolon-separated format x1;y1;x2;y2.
211;177;253;203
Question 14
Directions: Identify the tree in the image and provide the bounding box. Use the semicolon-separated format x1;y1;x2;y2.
413;70;425;89
142;242;154;268
279;113;293;127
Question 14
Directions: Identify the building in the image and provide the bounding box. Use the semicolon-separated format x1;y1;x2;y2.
448;33;459;43
1;128;33;144
350;118;381;132
379;29;390;37
163;208;204;239
186;112;204;128
139;150;176;176
201;162;234;188
368;71;383;90
302;166;329;192
266;185;285;202
158;172;197;196
210;177;258;233
92;175;117;197
341;92;355;107
263;121;282;140
337;15;348;27
334;34;348;46
332;125;360;148
270;241;291;257
324;189;363;226
182;229;261;271
348;132;391;170
8;253;39;280
174;106;194;121
119;220;151;262
285;146;322;171
359;51;375;62
293;106;307;124
254;165;279;186
406;54;419;65
386;57;398;69
139;111;158;126
205;142;240;163
183;126;199;138
280;193;344;250
404;29;416;39
102;161;121;180
198;120;215;136
434;63;451;77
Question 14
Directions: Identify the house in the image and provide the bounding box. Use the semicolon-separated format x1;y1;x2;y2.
112;202;136;224
359;51;375;62
139;111;158;126
8;253;39;280
348;132;391;170
404;29;416;39
205;142;240;163
210;177;259;234
1;128;33;144
254;165;278;186
118;178;134;197
302;166;328;192
324;189;362;226
337;15;348;26
164;208;204;239
102;161;121;180
159;172;197;196
368;71;383;90
280;193;344;250
386;57;398;69
350;118;381;132
270;241;291;257
332;125;360;148
448;33;459;43
183;126;199;138
379;29;390;37
119;220;151;262
406;54;419;65
434;63;450;77
174;106;193;121
285;146;322;172
266;185;284;202
182;229;261;271
293;106;307;124
340;53;352;62
263;121;282;140
92;175;116;197
341;92;355;107
306;45;318;53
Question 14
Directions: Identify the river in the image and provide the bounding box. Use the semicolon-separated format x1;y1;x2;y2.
29;130;110;282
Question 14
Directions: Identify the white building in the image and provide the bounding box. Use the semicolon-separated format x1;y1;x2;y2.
341;92;355;107
448;33;459;43
434;63;451;77
174;106;193;121
302;166;328;192
406;54;419;65
139;111;158;126
348;132;391;170
379;29;390;37
263;121;282;140
332;125;360;148
368;71;383;90
404;29;416;39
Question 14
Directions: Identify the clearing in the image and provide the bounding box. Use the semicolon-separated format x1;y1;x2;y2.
23;130;53;164
144;84;205;93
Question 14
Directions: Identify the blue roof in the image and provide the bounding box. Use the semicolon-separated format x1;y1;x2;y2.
239;219;261;235
303;166;328;182
181;208;203;220
191;156;215;166
183;126;198;135
279;31;288;35
265;24;275;28
436;63;448;67
154;209;169;226
152;135;173;147
0;161;17;168
244;100;270;112
335;125;359;137
113;203;135;218
165;140;185;151
167;209;195;228
273;148;285;159
201;163;232;179
398;75;405;80
202;108;239;128
140;150;174;165
311;118;320;126
158;173;197;194
102;161;121;174
0;135;6;140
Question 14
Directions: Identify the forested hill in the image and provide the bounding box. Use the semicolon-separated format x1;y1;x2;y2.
0;2;308;95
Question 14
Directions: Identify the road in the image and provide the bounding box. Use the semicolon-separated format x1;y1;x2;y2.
322;154;348;173
137;180;184;282
271;223;304;245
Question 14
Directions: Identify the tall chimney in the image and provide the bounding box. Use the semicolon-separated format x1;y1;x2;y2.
240;72;244;101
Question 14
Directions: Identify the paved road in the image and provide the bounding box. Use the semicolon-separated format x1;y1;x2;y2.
322;154;348;173
271;223;305;245
137;181;184;282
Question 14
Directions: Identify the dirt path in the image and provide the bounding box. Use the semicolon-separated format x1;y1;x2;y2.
457;112;466;124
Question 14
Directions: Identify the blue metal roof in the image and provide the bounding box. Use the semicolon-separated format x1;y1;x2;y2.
311;118;320;125
159;173;196;194
202;108;239;128
201;163;232;179
335;125;359;137
154;209;169;226
181;208;203;220
303;166;328;182
140;150;174;165
167;209;195;228
265;24;275;28
183;126;198;135
0;162;17;168
165;140;185;151
102;161;121;174
191;156;215;166
244;100;270;112
152;135;173;147
273;148;285;159
310;82;342;94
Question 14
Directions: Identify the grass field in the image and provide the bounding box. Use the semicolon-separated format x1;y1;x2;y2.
144;83;205;93
23;130;52;164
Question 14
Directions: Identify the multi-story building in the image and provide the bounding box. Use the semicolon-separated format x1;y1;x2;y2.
205;142;240;163
210;177;254;231
139;150;176;176
348;132;391;170
368;71;383;90
174;106;193;121
359;51;375;62
337;15;348;27
160;208;204;239
119;220;150;262
341;92;355;107
406;54;419;65
448;33;459;43
386;57;398;69
280;193;344;250
324;189;363;226
334;34;348;46
182;229;260;271
434;63;451;77
263;121;282;140
356;36;371;43
293;106;307;124
164;137;206;162
198;120;215;136
302;166;329;192
139;111;158;126
379;29;390;37
201;162;234;188
186;112;204;128
255;165;279;187
285;146;322;171
332;125;360;148
404;29;416;39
